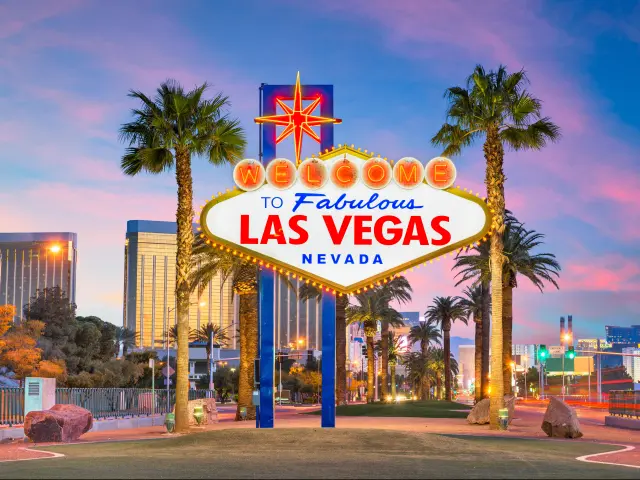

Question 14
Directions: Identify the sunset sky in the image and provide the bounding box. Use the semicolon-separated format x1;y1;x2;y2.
1;0;639;344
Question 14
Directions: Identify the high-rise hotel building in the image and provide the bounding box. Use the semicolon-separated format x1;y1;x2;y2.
0;232;78;322
124;220;323;351
124;221;236;349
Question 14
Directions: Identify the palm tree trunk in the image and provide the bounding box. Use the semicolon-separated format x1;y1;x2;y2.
436;375;442;400
236;288;258;420
390;363;396;399
336;296;348;405
474;314;483;403
502;286;513;395
174;146;194;433
380;321;389;399
481;281;490;400
485;126;506;429
366;336;375;403
443;325;452;401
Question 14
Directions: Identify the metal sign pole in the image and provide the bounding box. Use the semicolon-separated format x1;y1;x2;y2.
321;294;336;428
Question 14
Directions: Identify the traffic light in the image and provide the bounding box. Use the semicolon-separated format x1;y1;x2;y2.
566;346;575;360
538;345;548;361
361;345;367;357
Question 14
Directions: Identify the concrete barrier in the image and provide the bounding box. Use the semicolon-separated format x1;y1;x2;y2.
0;415;167;441
605;415;640;431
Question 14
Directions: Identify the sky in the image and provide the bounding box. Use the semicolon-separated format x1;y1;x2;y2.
1;0;639;344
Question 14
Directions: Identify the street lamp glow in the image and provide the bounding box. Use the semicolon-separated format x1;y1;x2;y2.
563;333;571;342
49;245;61;253
199;301;206;307
298;338;305;345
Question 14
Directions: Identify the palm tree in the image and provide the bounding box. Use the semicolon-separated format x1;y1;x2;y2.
432;65;560;427
377;332;403;400
425;296;467;401
168;324;196;344
457;285;485;403
403;351;432;400
378;276;412;399
347;291;401;403
429;348;458;400
454;219;560;394
115;327;137;357
298;284;349;405
191;237;257;421
195;323;230;381
190;236;292;420
408;320;441;399
120;80;246;431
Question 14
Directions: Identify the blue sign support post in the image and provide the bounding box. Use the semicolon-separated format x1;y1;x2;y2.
257;79;337;428
321;294;336;428
258;268;275;428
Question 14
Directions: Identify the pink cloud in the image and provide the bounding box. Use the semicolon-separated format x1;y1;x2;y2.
561;254;640;292
0;0;83;40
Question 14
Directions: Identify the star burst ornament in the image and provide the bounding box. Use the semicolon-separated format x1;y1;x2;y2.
255;72;341;165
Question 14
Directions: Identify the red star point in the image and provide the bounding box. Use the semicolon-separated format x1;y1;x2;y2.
255;72;341;165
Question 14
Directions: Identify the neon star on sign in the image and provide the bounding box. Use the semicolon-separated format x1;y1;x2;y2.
255;72;342;165
199;145;492;294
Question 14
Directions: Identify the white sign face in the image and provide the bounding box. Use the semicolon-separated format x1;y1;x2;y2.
200;148;491;293
549;346;565;356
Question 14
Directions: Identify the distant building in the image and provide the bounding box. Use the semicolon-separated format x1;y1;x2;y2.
124;221;235;349
0;232;78;321
512;344;537;367
399;311;421;327
605;325;640;346
622;347;640;382
458;345;475;391
577;338;611;352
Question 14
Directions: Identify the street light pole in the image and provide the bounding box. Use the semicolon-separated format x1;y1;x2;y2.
167;306;175;413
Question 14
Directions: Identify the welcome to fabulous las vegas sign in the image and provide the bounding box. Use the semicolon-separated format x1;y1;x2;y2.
198;145;492;295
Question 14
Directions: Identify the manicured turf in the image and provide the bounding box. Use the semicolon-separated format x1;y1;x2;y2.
2;429;636;479
308;400;472;418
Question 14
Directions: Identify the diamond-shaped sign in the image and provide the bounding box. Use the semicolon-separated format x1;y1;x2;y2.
200;148;490;293
162;365;174;377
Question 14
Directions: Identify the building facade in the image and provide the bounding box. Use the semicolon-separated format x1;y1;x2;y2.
125;221;235;349
125;220;322;351
606;325;640;346
0;232;77;321
512;344;538;367
458;345;475;391
622;347;640;383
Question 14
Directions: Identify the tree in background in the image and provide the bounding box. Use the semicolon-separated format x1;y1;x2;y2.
115;326;139;357
120;80;246;432
378;276;412;400
24;287;78;362
457;285;485;403
298;283;349;406
0;305;16;351
433;65;560;427
408;320;441;399
377;332;403;400
195;323;230;381
424;297;466;401
77;316;118;361
347;290;402;403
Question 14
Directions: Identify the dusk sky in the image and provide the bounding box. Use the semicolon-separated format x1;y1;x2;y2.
1;0;639;344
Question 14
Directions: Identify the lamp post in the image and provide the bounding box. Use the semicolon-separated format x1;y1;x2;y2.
562;333;571;400
522;356;528;401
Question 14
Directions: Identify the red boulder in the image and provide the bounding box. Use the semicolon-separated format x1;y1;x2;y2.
24;404;93;443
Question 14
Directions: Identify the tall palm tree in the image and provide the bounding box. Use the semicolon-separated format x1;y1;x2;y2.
457;285;485;403
408;320;441;399
191;237;257;421
378;276;412;399
432;65;560;427
403;351;432;400
347;291;401;403
429;348;459;400
190;236;292;420
454;219;560;394
120;80;246;431
377;332;403;400
425;296;467;401
298;284;349;405
115;327;137;357
195;323;230;380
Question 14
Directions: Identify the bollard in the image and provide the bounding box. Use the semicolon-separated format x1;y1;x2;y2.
498;408;509;430
164;412;175;433
193;405;205;426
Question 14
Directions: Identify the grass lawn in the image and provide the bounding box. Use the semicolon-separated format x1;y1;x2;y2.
2;429;636;479
307;400;471;418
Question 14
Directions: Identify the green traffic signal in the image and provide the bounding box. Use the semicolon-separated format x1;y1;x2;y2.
538;344;548;360
566;347;575;360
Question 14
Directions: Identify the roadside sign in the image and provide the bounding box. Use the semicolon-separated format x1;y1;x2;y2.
162;365;175;377
549;345;565;356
